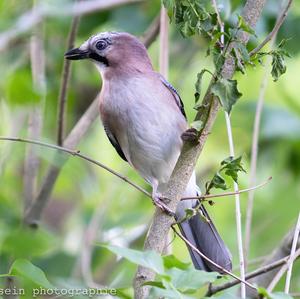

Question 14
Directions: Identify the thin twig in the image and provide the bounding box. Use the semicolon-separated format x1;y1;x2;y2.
171;226;257;291
249;0;293;56
207;254;290;296
24;0;46;211
224;112;246;298
211;2;245;296
57;4;81;145
181;176;272;201
245;0;289;270
244;64;270;268
0;137;151;199
284;213;300;293
267;247;300;292
249;225;300;297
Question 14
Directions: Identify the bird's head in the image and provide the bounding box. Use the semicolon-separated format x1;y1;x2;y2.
65;32;152;75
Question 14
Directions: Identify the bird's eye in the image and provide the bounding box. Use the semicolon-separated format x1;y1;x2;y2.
95;40;107;51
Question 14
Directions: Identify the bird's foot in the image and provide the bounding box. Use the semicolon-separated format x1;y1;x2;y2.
181;128;199;142
152;194;175;216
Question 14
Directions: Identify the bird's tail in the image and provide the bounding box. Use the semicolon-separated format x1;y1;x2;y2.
176;202;232;272
175;174;232;272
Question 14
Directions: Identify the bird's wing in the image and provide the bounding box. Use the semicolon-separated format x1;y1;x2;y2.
103;125;128;162
160;75;186;119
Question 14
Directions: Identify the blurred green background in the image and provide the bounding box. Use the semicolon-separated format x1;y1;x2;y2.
0;0;299;298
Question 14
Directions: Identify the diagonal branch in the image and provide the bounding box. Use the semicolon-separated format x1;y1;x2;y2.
207;254;290;296
134;1;267;298
57;4;81;145
245;0;292;270
247;224;300;298
171;226;257;291
249;0;293;56
24;1;46;212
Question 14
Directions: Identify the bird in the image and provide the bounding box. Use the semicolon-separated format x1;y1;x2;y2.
65;31;232;272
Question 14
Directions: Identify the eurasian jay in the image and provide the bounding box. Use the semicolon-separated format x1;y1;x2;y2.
65;32;232;272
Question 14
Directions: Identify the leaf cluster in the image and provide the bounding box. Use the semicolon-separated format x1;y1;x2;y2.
163;0;218;38
205;156;246;194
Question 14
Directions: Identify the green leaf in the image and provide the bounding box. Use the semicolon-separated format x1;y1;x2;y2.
190;120;203;131
271;50;289;81
167;268;218;291
194;70;205;103
9;259;53;289
5;70;42;105
237;15;256;35
149;285;188;299
206;172;228;193
103;245;165;274
163;255;191;270
220;156;246;182
194;69;213;104
2;227;57;258
184;208;198;221
142;280;164;288
212;49;225;73
211;78;242;113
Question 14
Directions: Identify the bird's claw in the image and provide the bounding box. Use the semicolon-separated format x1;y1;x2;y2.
181;128;199;142
152;195;175;216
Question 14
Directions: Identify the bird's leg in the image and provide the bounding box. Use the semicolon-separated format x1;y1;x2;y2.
151;181;175;216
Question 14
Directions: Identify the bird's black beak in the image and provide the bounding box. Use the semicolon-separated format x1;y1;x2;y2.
64;48;89;60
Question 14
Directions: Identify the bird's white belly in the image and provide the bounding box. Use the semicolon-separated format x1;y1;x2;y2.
102;76;186;185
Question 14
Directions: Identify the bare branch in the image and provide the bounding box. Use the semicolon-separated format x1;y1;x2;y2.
245;0;290;269
247;224;300;297
140;15;160;49
0;136;150;202
249;0;293;56
224;112;246;298
57;5;81;145
0;0;145;52
23;1;46;212
171;226;257;291
207;254;290;296
284;213;300;293
134;1;266;297
267;247;300;292
181;177;272;201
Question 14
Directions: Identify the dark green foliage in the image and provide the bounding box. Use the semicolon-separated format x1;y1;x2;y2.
163;0;218;38
205;156;245;193
211;78;242;113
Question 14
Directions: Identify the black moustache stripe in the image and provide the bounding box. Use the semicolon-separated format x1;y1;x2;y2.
89;52;109;66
